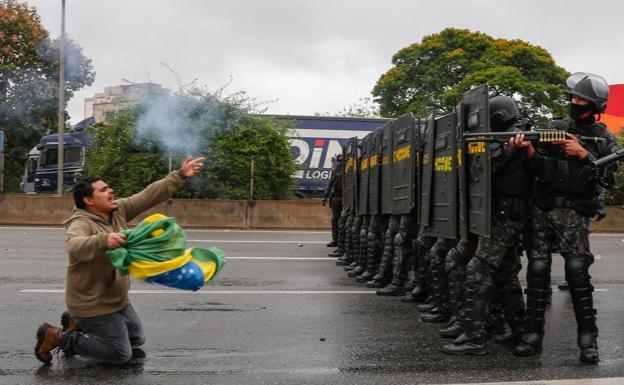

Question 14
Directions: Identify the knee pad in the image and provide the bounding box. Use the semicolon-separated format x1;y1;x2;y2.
527;259;550;288
393;231;405;247
564;256;590;287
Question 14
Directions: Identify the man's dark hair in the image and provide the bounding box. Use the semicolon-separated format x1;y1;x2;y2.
73;176;103;209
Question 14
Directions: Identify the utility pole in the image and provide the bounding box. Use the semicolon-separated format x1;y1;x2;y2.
249;155;255;200
57;0;66;195
0;129;4;193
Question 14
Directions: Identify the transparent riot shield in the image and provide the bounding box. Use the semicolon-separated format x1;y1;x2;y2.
462;84;491;238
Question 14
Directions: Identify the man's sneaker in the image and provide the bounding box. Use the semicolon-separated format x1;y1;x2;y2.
326;241;337;247
61;311;81;332
34;323;62;364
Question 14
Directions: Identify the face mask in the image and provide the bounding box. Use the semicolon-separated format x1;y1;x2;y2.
570;103;595;122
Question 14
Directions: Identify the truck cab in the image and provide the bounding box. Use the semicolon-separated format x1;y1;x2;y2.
33;117;95;193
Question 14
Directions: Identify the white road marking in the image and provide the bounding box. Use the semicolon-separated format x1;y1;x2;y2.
0;226;331;234
186;229;331;234
187;239;326;244
227;257;335;260
436;377;624;385
20;289;376;294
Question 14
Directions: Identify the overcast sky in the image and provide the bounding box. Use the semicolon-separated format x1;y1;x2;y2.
25;0;624;124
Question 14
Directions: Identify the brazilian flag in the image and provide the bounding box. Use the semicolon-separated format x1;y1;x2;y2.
107;214;226;291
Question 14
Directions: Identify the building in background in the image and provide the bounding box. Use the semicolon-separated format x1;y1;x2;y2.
84;82;168;123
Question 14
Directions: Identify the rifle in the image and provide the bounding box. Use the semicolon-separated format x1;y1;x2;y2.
463;129;606;144
591;148;624;168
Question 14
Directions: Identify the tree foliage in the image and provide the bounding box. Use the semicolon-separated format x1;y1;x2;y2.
0;0;94;192
87;88;298;200
86;110;168;198
322;97;381;118
372;28;570;125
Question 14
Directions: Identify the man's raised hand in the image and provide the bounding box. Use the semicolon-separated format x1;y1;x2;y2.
180;155;205;178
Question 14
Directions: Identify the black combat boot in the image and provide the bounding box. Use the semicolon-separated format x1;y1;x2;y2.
328;249;342;258
359;217;381;283
441;257;467;337
570;285;599;364
440;316;464;339
331;210;348;258
366;218;397;288
417;297;435;311
376;280;406;296
495;283;526;345
419;256;450;322
485;302;506;340
347;265;365;277
335;256;352;265
356;271;373;283
442;277;489;355
403;240;431;303
514;288;549;356
401;284;428;304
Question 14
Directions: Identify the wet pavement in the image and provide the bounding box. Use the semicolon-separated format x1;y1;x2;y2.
1;226;624;384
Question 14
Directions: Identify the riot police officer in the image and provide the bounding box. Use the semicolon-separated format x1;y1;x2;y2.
324;154;343;248
443;95;530;355
511;72;620;363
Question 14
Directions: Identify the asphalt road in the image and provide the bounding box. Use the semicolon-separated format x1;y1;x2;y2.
1;226;624;385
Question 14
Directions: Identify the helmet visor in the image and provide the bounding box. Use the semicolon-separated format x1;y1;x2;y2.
566;72;609;98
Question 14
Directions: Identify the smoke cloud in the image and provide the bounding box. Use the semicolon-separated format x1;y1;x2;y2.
134;93;218;157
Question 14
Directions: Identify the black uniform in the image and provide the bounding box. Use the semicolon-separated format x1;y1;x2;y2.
325;158;343;246
514;116;619;362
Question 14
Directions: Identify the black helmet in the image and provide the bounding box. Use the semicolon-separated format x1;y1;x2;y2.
489;95;519;126
566;72;609;113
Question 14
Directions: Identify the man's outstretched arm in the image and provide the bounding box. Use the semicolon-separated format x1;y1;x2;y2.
117;156;204;222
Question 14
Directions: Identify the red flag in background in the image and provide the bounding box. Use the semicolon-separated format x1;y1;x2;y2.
601;84;624;134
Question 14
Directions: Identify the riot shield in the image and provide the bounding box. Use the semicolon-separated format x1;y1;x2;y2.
423;112;458;239
343;137;358;211
391;114;419;215
461;84;491;238
368;128;382;215
341;144;347;206
380;122;393;215
419;113;435;226
353;140;361;214
456;102;468;241
358;133;371;215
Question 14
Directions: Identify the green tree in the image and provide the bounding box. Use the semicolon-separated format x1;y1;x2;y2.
321;97;381;118
203;114;297;200
373;28;569;124
86;88;297;200
86;109;169;198
0;0;94;192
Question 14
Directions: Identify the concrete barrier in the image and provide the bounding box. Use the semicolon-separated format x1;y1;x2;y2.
591;206;624;233
0;195;331;229
1;194;623;232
